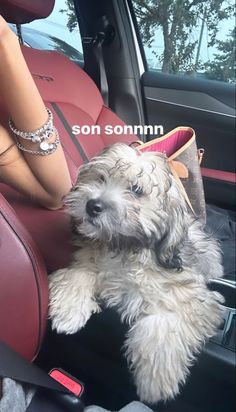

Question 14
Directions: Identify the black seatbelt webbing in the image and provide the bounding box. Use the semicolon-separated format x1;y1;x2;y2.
0;341;84;411
94;34;109;107
82;32;109;107
0;341;68;393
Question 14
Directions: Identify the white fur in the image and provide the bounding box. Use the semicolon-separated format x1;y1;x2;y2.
49;144;224;404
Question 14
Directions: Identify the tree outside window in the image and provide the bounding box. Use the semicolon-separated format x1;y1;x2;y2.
133;0;235;83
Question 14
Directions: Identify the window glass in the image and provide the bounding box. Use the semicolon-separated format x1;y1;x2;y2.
21;0;83;64
132;0;235;83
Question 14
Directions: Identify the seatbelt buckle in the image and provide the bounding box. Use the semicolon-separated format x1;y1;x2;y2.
49;368;84;398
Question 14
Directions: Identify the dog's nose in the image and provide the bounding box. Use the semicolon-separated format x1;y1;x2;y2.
86;199;105;217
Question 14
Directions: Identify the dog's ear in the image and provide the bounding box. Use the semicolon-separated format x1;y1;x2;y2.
153;179;189;272
154;227;184;272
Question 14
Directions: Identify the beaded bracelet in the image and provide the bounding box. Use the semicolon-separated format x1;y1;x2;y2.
9;108;54;143
16;128;60;156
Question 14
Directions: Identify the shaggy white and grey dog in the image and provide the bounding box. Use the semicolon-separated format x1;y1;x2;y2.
49;143;224;404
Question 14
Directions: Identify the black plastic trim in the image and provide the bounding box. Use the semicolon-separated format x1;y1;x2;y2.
142;71;235;109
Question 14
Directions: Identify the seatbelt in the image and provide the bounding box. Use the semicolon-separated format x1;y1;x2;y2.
94;32;109;107
82;16;115;107
83;33;109;106
0;341;84;411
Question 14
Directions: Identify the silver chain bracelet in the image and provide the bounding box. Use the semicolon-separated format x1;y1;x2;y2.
9;108;54;142
16;128;60;156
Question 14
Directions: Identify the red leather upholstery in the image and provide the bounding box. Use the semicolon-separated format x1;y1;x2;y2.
0;47;136;271
0;193;48;360
0;0;55;24
201;167;236;183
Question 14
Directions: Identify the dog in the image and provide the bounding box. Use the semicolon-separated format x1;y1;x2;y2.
49;143;224;404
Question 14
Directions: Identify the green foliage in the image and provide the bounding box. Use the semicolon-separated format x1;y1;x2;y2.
60;0;78;32
204;28;236;82
133;0;235;80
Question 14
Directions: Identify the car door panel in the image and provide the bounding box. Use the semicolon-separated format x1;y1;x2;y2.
141;71;236;210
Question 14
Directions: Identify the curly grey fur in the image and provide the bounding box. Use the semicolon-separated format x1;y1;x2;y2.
49;143;225;404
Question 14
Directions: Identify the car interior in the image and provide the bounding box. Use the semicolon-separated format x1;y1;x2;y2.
0;0;235;411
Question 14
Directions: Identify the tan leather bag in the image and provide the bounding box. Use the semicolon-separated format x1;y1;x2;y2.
137;127;206;223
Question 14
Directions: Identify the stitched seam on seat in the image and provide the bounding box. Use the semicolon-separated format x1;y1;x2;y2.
46;103;79;172
51;102;89;163
95;105;112;147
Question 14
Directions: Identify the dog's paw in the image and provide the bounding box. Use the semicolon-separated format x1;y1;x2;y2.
125;315;183;403
125;290;224;404
49;299;101;334
48;268;100;334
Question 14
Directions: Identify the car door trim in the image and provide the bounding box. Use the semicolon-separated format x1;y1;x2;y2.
146;97;235;118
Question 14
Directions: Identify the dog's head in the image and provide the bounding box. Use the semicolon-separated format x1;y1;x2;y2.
66;143;190;270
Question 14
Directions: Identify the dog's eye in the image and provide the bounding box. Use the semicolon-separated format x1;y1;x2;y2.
99;175;106;183
131;184;143;196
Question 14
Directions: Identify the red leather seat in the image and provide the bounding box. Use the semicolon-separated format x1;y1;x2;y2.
0;193;48;360
0;0;136;273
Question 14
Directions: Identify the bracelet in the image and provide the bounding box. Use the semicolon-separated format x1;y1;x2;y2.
16;128;60;156
9;108;54;142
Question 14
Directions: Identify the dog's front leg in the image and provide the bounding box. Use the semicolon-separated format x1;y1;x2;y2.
48;262;100;334
124;287;223;404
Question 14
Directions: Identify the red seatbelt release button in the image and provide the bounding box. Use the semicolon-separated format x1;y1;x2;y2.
49;368;84;397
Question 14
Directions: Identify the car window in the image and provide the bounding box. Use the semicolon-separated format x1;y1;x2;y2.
22;0;83;64
131;0;235;83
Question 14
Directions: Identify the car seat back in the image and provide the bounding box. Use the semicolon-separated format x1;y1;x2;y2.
0;0;55;24
0;193;48;360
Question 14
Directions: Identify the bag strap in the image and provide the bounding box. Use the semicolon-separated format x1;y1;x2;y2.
169;163;195;215
198;148;204;165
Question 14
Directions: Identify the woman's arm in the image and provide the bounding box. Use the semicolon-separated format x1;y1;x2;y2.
0;125;70;209
0;16;72;209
